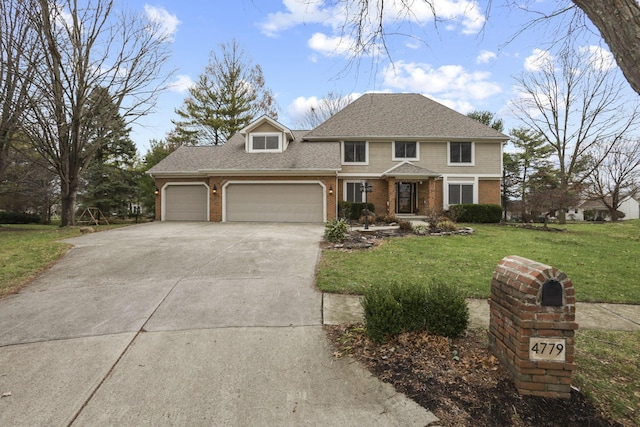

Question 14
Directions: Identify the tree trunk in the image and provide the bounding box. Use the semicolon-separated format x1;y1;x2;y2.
60;175;78;227
572;0;640;96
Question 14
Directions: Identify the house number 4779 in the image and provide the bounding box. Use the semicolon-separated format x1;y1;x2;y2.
529;337;566;362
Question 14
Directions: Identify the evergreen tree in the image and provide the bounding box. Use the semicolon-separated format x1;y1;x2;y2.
170;39;278;145
509;127;554;221
138;138;181;214
80;87;139;218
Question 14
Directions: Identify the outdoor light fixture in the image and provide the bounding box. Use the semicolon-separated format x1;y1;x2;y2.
212;184;217;194
154;187;159;195
329;185;333;195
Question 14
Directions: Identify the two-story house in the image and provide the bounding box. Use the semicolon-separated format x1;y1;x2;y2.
148;93;507;222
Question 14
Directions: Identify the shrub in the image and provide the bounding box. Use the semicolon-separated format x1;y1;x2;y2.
412;224;429;235
0;211;41;224
324;218;349;242
398;220;413;232
361;282;429;343
449;204;502;223
358;212;376;225
424;281;469;338
436;219;458;232
339;201;375;221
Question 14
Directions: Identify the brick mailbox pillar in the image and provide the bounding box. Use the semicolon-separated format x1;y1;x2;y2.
489;255;578;399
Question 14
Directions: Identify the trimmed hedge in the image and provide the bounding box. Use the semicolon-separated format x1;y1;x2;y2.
361;280;469;343
449;204;502;223
338;201;375;221
0;211;41;224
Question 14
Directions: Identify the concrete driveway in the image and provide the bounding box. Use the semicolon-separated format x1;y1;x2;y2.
0;222;436;426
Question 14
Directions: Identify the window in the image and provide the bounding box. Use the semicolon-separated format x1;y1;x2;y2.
345;182;364;203
449;142;473;164
251;134;280;151
448;184;474;205
343;141;367;163
394;141;418;160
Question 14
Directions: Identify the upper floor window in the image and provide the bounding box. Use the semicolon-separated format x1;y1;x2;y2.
250;133;281;152
393;141;418;160
343;141;367;164
449;142;473;164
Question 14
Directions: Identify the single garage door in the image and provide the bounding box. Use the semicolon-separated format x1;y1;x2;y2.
164;185;208;221
226;183;324;222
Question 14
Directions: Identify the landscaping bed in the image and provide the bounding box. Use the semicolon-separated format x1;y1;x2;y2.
327;325;621;427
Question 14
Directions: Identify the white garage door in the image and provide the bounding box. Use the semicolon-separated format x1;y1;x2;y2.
226;183;324;222
164;185;208;221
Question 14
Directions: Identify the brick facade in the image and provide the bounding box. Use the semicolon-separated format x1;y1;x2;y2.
478;179;501;205
156;176;337;222
489;255;578;399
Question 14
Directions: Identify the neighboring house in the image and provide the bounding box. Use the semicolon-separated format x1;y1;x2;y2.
572;196;640;221
148;93;508;222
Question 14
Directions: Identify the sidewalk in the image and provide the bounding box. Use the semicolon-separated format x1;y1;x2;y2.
323;294;640;331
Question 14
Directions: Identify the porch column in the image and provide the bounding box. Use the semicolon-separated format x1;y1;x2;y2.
387;178;396;216
427;178;437;209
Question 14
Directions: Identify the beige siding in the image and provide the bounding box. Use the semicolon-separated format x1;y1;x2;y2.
340;141;502;175
253;122;281;133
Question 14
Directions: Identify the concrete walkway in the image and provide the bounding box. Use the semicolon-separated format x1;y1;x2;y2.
0;223;438;426
323;294;640;331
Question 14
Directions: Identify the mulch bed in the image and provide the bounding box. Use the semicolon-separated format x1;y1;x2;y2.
325;325;621;427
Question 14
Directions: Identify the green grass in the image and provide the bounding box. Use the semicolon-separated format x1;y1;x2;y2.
574;330;640;426
0;224;125;297
317;220;640;303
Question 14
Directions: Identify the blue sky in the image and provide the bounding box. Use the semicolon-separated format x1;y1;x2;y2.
126;0;625;153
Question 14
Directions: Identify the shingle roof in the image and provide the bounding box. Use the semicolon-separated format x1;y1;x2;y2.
304;93;508;141
382;161;440;178
148;131;340;175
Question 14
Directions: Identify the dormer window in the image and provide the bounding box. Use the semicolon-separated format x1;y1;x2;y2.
250;133;281;152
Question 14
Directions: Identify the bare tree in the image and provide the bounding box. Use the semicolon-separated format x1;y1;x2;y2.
511;44;639;224
296;91;355;129
584;138;640;221
319;1;640;97
0;0;40;180
19;0;172;226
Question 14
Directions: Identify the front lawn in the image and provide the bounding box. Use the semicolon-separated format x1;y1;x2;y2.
0;224;125;298
317;220;640;304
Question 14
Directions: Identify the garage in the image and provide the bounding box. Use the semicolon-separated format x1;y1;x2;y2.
164;184;208;221
225;183;324;223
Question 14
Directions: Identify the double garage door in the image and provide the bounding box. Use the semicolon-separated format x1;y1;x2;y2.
226;183;324;222
164;183;324;222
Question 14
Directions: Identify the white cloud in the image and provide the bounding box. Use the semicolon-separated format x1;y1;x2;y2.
381;61;502;102
144;5;180;42
307;33;358;58
287;92;361;125
260;0;486;38
524;48;553;72
579;45;616;71
167;75;194;93
476;50;497;64
259;0;335;37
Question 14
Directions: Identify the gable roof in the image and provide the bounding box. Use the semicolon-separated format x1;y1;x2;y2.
148;131;340;176
303;93;508;141
382;161;440;178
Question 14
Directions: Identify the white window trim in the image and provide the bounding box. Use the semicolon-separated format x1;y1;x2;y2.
392;141;420;161
343;180;365;203
443;176;478;210
341;141;369;165
447;141;475;166
248;132;282;153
